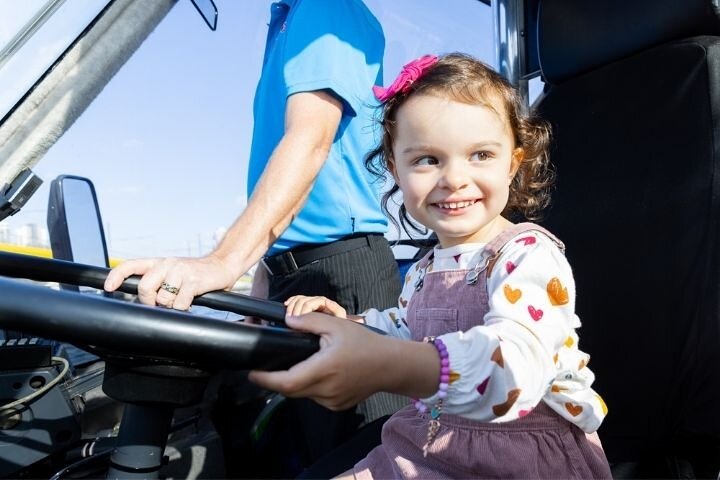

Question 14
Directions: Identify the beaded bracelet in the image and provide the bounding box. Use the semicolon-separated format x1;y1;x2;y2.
413;336;450;457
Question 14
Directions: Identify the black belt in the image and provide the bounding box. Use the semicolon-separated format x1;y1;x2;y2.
261;234;378;276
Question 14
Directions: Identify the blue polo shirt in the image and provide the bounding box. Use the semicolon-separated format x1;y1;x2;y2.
247;0;387;256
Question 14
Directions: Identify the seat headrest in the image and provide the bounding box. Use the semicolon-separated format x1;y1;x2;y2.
538;0;720;84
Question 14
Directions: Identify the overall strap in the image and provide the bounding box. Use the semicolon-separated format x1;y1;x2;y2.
485;222;565;277
412;223;563;276
414;248;435;269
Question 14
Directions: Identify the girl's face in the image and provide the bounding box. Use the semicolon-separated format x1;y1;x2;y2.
390;93;522;248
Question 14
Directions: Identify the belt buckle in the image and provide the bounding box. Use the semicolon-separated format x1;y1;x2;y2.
261;251;299;276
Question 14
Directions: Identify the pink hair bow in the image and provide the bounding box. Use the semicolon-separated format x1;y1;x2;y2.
373;54;439;102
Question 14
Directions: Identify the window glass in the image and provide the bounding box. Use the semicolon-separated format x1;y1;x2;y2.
0;0;111;120
366;0;493;75
1;0;492;274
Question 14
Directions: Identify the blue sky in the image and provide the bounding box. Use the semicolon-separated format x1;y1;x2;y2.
4;0;494;260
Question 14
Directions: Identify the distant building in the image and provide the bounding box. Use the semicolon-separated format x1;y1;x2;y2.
13;223;49;248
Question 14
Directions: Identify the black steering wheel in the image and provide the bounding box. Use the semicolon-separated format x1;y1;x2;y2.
0;250;319;371
0;251;327;478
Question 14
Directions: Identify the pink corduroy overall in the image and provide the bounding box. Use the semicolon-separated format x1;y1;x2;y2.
354;223;612;479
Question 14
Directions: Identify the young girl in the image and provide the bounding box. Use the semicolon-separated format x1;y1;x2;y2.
249;53;612;479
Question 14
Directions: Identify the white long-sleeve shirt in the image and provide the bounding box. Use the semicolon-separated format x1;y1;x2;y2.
362;231;607;433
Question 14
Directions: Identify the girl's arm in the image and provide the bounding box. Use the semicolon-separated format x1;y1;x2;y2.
358;257;422;338
282;256;425;339
247;312;440;410
282;295;412;339
426;232;583;422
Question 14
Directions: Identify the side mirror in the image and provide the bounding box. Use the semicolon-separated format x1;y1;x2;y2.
189;0;217;31
46;175;108;366
47;175;110;271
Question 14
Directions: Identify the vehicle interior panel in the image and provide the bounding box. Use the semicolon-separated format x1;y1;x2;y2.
535;0;720;477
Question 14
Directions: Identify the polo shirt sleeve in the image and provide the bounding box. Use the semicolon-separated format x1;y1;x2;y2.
283;0;385;116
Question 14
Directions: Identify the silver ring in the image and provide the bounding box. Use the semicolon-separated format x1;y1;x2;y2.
160;282;180;295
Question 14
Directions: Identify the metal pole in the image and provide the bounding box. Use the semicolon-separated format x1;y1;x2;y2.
492;0;530;110
106;404;173;479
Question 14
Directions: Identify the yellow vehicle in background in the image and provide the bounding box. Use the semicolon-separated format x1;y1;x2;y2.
0;243;121;267
0;242;54;260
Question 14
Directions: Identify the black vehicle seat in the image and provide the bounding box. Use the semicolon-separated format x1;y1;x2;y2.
533;0;720;478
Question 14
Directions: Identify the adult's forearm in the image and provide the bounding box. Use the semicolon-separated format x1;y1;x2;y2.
211;91;342;280
211;137;330;279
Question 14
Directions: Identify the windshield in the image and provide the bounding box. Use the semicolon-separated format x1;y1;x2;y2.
0;0;494;262
0;0;112;122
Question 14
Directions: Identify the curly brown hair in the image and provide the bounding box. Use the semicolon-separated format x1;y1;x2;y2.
366;52;554;237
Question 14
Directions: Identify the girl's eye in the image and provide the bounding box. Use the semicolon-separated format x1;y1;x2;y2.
414;156;439;166
471;151;491;162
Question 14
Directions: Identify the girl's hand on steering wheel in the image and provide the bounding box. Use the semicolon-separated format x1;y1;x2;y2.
248;312;386;410
284;295;347;318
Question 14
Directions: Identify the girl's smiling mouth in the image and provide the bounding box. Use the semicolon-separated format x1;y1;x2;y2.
432;199;480;211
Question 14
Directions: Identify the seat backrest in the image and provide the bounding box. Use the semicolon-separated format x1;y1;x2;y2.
534;0;720;476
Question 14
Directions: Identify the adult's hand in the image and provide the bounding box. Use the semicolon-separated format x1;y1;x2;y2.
104;254;238;310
